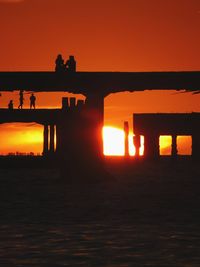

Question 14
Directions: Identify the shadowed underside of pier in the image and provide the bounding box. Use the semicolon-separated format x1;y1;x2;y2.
133;113;200;159
0;71;200;94
0;108;61;125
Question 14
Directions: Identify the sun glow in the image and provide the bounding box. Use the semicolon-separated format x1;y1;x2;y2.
103;126;144;156
0;123;43;155
103;126;125;156
159;136;172;155
0;124;191;156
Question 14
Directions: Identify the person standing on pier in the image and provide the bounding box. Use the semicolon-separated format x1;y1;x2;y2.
8;100;13;110
55;54;65;72
30;93;36;109
18;90;24;109
65;55;76;72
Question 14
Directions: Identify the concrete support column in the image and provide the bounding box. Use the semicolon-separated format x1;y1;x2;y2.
62;97;69;109
85;93;104;160
50;124;55;154
171;134;177;157
124;121;129;156
55;124;60;154
58;93;105;178
43;124;49;156
69;97;76;108
133;135;140;157
192;133;200;159
144;134;159;158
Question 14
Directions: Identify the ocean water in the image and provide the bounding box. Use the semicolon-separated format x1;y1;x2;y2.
0;162;200;266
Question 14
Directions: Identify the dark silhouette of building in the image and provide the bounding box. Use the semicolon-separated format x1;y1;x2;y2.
30;93;36;109
65;55;76;72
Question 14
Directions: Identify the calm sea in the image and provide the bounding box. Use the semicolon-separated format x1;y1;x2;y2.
0;162;200;266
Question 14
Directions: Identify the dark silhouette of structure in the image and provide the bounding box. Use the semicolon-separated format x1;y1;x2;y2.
8;100;13;110
30;93;36;109
133;113;200;159
0;70;200;177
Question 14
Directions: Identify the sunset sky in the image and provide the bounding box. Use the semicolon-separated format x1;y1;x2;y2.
0;0;200;154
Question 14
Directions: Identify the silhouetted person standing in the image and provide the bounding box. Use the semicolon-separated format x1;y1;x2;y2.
65;55;76;72
18;90;24;109
8;100;13;110
55;54;65;72
30;93;36;109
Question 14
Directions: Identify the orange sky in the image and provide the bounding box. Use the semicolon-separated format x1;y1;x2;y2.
0;0;200;154
1;0;200;72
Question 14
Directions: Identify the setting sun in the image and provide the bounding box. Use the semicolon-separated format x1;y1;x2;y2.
103;126;144;156
103;126;125;156
0;124;194;156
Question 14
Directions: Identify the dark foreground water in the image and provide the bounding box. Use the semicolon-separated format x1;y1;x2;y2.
0;160;200;266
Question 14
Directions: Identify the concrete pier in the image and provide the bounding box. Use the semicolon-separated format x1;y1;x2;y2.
0;70;200;178
133;113;200;159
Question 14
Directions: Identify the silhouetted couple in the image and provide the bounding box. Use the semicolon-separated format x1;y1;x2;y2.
55;55;76;73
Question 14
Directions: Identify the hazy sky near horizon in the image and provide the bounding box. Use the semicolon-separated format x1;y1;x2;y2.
0;0;200;153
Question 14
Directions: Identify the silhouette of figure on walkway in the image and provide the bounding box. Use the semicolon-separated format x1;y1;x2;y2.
30;93;36;109
55;54;65;72
65;55;76;72
18;90;24;109
8;100;13;110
